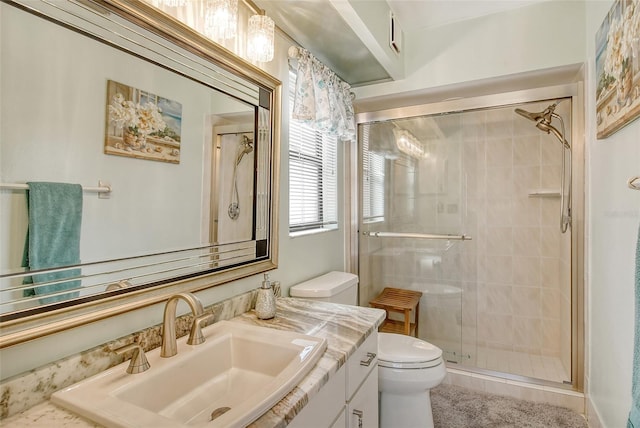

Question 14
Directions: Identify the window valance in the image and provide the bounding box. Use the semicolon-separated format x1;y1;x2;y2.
288;46;355;142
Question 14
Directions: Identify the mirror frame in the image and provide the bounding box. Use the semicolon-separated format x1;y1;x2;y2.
0;0;281;348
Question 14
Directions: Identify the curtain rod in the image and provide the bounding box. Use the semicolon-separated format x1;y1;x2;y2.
288;45;304;60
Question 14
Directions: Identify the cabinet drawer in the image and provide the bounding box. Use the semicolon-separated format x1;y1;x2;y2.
346;331;378;399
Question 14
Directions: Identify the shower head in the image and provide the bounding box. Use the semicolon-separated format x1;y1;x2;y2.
514;107;547;123
515;100;572;234
514;101;570;150
514;101;559;129
235;136;254;165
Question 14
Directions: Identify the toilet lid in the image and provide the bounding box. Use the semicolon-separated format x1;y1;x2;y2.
378;333;443;369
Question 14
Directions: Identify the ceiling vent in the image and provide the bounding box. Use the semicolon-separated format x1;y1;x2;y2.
389;12;401;55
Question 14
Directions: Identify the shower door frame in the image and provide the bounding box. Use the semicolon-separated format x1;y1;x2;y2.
348;82;585;392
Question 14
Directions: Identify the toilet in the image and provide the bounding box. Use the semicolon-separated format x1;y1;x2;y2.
377;332;446;428
289;271;447;428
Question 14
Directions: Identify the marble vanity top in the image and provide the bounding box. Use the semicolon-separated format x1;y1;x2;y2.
1;298;385;428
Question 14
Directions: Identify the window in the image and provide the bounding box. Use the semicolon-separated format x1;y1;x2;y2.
288;71;338;234
361;124;385;223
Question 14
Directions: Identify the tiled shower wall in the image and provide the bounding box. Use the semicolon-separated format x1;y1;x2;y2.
457;101;572;374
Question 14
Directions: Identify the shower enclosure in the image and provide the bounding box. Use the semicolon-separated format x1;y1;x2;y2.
355;85;583;390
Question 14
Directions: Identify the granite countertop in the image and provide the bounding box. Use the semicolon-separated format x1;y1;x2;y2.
2;298;385;428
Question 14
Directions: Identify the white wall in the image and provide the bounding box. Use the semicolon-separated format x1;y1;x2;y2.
585;2;640;427
0;15;346;379
354;1;585;102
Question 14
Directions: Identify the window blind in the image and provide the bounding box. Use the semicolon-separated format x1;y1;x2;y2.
288;71;338;233
361;124;385;222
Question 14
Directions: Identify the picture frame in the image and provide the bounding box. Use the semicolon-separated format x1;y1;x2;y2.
595;0;640;139
105;80;182;163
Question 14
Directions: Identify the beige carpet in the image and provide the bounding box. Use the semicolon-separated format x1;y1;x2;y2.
431;384;588;428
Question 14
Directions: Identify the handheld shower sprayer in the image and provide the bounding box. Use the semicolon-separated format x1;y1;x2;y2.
514;100;572;233
228;135;254;220
235;136;254;166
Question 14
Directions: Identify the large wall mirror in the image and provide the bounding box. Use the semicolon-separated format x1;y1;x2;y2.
0;0;281;347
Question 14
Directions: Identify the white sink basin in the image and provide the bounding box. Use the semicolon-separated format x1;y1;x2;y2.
52;320;327;427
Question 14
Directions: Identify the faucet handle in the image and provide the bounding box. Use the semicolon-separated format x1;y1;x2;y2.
114;343;150;374
188;313;215;346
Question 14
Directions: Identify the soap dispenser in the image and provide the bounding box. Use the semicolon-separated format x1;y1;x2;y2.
255;273;276;319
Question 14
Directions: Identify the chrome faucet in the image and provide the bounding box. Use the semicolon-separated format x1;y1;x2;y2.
160;292;204;358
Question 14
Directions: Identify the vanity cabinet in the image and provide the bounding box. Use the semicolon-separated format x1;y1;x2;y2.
345;331;378;428
289;332;379;428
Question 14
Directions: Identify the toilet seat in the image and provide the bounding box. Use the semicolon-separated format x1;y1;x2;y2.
378;332;443;369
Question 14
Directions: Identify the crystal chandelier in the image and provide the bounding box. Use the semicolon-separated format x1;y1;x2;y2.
161;0;186;7
247;14;274;63
204;0;238;42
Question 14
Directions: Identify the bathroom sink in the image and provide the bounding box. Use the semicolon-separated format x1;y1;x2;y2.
52;320;327;427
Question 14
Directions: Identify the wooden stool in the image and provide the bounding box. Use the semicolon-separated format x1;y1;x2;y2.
369;287;422;337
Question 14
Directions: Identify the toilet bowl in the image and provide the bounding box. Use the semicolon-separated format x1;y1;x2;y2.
378;332;446;428
289;271;447;428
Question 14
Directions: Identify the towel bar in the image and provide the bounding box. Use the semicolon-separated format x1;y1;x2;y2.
0;181;111;195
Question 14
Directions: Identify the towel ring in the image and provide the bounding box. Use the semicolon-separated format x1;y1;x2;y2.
629;176;640;190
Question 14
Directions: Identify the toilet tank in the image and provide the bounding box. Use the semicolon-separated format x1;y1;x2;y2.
289;271;358;305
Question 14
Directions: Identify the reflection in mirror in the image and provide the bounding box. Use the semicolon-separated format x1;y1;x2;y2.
213;132;255;244
0;0;279;336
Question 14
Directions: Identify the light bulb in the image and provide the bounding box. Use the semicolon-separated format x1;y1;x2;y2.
204;0;238;42
247;15;274;63
161;0;186;7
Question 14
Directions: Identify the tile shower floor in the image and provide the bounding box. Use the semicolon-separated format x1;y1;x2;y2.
474;347;570;384
434;341;571;384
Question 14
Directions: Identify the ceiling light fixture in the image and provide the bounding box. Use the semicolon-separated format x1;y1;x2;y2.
204;0;238;42
161;0;186;7
393;128;427;159
247;14;275;63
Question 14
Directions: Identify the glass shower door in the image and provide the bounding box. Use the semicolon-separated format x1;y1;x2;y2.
358;116;476;365
357;95;577;386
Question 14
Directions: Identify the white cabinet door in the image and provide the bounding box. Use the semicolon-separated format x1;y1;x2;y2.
331;408;347;428
289;365;346;428
346;369;378;428
346;332;378;399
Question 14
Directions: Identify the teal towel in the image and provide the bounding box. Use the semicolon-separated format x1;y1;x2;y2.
22;182;83;304
630;223;640;428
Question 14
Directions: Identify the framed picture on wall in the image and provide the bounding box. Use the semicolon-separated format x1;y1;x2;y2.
595;0;640;139
104;80;183;163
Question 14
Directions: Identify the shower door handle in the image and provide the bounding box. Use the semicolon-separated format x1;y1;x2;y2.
362;231;472;241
